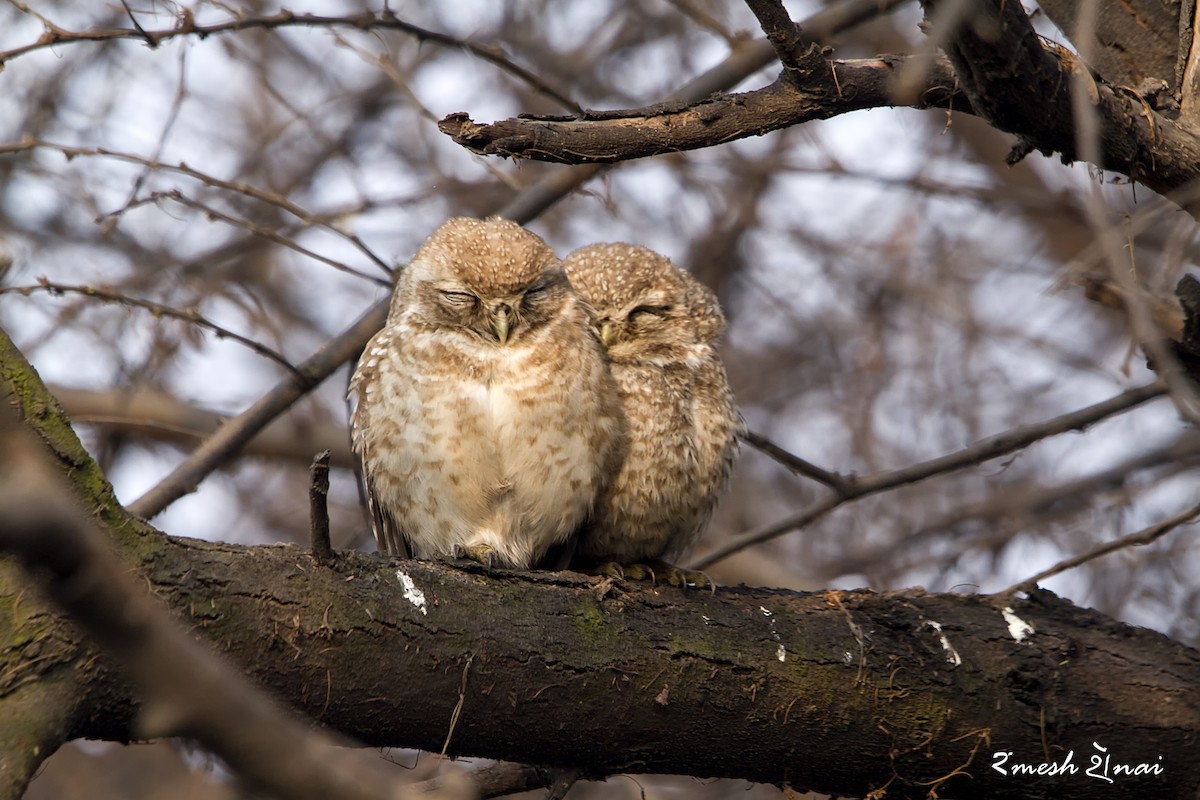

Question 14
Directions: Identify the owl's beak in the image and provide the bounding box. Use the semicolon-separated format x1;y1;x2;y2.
490;305;512;345
599;321;618;348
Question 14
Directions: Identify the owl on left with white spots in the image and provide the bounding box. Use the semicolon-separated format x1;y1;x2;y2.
350;217;626;569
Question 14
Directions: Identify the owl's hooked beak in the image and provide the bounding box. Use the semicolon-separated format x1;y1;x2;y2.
599;320;618;348
490;304;513;345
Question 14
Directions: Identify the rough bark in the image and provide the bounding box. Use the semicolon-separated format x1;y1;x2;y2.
4;534;1200;799
1;328;1199;799
1037;0;1181;93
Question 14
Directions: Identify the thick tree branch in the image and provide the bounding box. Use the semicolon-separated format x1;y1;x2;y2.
1;317;1198;799
440;0;1200;216
439;56;969;164
922;0;1200;204
5;533;1197;798
0;624;81;800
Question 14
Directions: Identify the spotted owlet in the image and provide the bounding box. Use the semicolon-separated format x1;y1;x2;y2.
563;243;742;585
350;217;626;569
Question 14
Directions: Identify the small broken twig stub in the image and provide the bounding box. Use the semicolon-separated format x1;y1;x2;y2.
310;449;335;566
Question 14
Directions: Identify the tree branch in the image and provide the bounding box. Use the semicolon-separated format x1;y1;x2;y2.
6;532;1197;798
1;279;302;377
438;0;1200;216
921;0;1200;206
50;385;356;468
310;450;335;566
125;297;387;519
0;9;579;112
0;646;80;800
438;56;970;165
695;381;1170;569
1003;499;1200;595
743;0;821;79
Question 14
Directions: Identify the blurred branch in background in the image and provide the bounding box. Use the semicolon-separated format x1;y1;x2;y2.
697;381;1171;569
52;384;353;466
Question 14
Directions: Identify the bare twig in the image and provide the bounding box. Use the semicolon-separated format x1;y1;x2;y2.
0;8;580;112
1001;500;1200;595
117;0;155;48
129;190;390;286
104;43;187;233
126;298;388;519
310;450;335;566
743;0;814;76
0;417;471;800
0;139;393;276
741;429;848;491
830;434;1200;579
1;279;302;377
693;382;1169;569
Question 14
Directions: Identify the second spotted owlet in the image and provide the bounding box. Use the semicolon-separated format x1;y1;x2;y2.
350;218;626;569
563;243;742;585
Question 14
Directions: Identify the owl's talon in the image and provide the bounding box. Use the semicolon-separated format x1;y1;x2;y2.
596;561;626;581
652;561;717;593
453;543;499;573
619;563;657;584
681;568;718;594
588;560;716;593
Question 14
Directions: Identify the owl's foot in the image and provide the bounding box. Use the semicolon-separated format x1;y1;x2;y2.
452;543;498;572
595;560;716;593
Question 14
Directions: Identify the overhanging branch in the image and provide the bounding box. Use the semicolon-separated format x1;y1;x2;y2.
438;56;970;164
439;0;1200;215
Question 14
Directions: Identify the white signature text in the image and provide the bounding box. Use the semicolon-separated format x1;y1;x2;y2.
992;742;1163;783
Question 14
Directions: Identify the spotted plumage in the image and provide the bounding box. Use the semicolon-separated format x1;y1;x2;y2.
563;243;742;575
350;217;626;568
